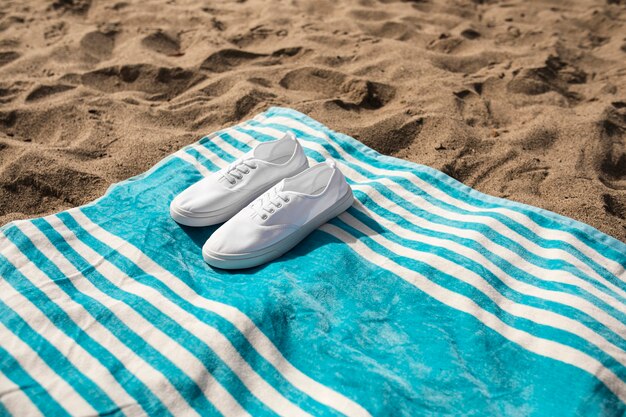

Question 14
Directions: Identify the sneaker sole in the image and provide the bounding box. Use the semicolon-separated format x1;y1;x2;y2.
202;189;354;269
169;202;244;227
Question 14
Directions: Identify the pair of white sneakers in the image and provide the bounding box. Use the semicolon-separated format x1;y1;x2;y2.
170;132;354;269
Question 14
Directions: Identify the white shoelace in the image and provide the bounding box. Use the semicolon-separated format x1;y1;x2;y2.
252;187;290;219
221;159;257;184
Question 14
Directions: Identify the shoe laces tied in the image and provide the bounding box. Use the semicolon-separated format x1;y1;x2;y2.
252;187;290;219
222;159;257;184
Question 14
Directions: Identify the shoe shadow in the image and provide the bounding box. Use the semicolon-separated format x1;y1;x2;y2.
177;206;375;275
179;224;218;248
275;208;384;265
179;224;341;275
178;223;265;276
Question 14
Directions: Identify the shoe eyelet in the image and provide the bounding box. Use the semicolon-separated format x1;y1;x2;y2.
284;198;290;203
261;214;268;220
276;203;282;208
269;208;275;213
250;165;257;169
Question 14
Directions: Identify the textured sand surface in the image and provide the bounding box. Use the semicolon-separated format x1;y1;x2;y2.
0;0;625;241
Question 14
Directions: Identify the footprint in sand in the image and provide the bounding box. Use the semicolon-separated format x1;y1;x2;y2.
280;66;395;111
81;64;204;100
0;83;25;104
80;31;116;60
200;47;302;73
0;51;20;67
280;67;347;95
430;50;506;74
350;114;424;156
507;55;587;101
25;84;76;102
200;49;267;73
578;103;625;193
603;194;626;221
50;0;92;15
0;153;105;214
141;31;182;56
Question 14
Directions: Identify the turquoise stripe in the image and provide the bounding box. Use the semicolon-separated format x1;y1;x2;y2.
0;253;166;416
29;217;272;417
0;298;119;415
233;125;626;314
262;107;626;261
0;345;70;417
218;131;255;153
2;225;213;416
197;136;238;162
185;147;222;171
58;210;344;417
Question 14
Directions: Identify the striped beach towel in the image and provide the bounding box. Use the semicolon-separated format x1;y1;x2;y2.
1;107;625;416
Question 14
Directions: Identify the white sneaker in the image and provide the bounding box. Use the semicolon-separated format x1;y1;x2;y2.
202;160;354;269
170;132;308;226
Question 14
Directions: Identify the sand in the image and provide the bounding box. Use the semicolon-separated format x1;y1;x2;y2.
0;0;625;242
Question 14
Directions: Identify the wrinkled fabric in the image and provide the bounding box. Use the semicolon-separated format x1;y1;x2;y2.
0;107;625;417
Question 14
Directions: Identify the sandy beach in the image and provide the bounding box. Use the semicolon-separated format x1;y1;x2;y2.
0;0;624;241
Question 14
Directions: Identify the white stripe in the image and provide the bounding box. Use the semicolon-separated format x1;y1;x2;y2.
263;116;626;282
0;278;139;414
320;223;626;403
208;129;250;157
189;118;260;169
241;124;626;313
190;144;221;167
0;321;96;416
180;123;277;176
67;210;372;417
190;126;265;167
351;200;626;340
0;371;44;417
175;149;212;177
44;215;312;417
8;223;225;417
222;127;265;148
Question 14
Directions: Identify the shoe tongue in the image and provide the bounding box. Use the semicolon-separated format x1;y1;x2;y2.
240;150;255;163
274;179;286;192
